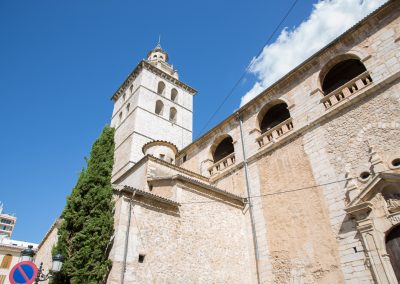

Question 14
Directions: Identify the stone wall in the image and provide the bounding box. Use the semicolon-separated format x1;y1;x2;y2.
34;220;60;284
107;184;255;284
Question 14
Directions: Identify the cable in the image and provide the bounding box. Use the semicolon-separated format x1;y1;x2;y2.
178;168;395;205
199;0;300;134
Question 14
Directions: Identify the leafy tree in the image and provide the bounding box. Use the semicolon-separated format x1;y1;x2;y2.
53;126;115;284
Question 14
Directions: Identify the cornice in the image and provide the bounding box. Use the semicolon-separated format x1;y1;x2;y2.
112;154;209;184
148;174;245;204
116;186;180;207
111;60;197;101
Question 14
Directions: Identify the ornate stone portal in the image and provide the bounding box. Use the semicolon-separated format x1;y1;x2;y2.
346;173;400;283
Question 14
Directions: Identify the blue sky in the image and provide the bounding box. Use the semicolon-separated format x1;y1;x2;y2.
0;0;382;243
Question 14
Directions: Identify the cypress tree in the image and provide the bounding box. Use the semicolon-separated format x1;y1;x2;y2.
53;126;115;284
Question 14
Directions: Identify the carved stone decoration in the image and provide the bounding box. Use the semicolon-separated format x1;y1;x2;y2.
369;145;387;174
386;198;400;213
346;172;400;284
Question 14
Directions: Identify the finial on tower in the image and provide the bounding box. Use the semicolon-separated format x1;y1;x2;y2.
157;35;161;49
147;36;169;62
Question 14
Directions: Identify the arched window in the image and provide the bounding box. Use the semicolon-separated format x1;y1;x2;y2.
153;54;157;58
171;88;178;102
386;225;400;281
321;59;367;94
259;103;290;133
155;100;164;115
213;136;234;162
0;254;12;269
119;112;123;121
157;81;165;95
169;107;177;123
126;103;130;112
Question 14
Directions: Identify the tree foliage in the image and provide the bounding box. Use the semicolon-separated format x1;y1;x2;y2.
53;126;115;284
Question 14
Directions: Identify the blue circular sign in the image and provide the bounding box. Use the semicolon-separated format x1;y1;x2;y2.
9;261;38;284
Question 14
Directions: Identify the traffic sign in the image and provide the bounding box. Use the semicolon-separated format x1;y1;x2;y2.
9;261;38;284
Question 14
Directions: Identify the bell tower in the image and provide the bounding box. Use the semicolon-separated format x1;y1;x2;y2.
110;42;197;180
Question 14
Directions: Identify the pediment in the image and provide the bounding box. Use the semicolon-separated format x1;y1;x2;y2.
346;172;400;217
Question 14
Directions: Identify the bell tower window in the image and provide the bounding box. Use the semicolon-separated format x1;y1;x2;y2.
157;81;165;95
155;100;164;115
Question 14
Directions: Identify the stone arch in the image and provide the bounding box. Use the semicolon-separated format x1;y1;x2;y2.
319;54;367;94
257;100;291;133
157;81;165;95
210;134;234;162
169;107;177;123
386;225;400;282
155;100;164;115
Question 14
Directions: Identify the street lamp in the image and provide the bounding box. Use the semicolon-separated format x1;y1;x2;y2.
20;245;35;262
19;245;64;283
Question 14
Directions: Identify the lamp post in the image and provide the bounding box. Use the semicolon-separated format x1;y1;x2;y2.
19;245;64;283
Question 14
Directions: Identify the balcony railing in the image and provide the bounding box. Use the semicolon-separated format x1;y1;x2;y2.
256;117;294;148
208;152;236;176
321;71;373;110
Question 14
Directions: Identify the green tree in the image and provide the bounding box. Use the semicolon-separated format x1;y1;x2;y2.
53;126;115;284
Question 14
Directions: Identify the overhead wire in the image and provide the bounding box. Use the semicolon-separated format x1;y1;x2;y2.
177;168;395;205
199;0;300;134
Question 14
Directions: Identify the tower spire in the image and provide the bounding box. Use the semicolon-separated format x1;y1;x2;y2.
157;35;161;48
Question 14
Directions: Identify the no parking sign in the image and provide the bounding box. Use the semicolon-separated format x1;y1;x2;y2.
9;261;38;284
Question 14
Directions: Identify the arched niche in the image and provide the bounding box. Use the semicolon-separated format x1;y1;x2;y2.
169;107;177;123
211;135;234;162
157;81;166;95
386;225;400;282
257;101;291;134
155;100;164;115
319;55;367;94
171;88;178;102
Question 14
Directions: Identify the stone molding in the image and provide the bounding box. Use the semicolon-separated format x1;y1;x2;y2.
111;60;197;101
148;174;245;206
345;172;400;283
115;185;181;207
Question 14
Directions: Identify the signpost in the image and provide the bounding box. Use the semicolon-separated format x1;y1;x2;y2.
9;261;38;284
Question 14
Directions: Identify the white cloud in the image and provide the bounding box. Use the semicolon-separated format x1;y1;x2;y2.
240;0;388;106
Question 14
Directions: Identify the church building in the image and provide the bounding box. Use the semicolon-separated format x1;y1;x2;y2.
37;0;400;283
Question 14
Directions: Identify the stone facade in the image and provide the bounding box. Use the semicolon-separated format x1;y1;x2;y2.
0;238;38;284
36;1;400;283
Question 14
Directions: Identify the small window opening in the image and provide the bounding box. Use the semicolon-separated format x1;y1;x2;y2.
126;103;130;112
160;56;164;60
138;254;145;263
119;112;123;121
159;154;165;160
149;185;153;191
171;88;178;102
129;85;133;93
169;107;177;123
157;81;165;95
155;100;164;115
359;171;370;180
183;155;187;163
123;93;126;101
153;55;157;58
392;158;400;168
353;247;358;253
